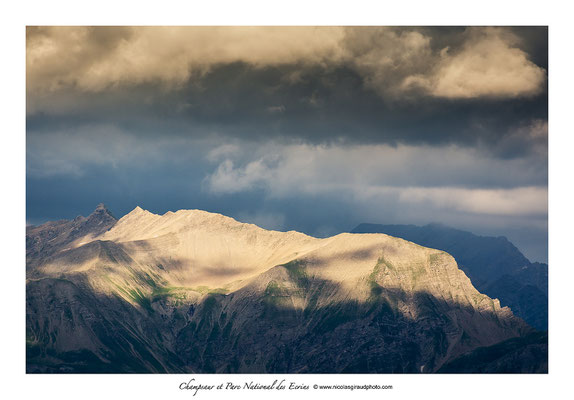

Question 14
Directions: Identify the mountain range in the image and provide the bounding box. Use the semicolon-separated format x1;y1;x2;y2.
352;223;548;331
26;205;547;373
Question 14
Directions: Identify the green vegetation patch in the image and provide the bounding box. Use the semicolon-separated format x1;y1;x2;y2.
365;258;399;317
367;258;384;297
283;259;310;289
151;286;174;300
263;280;291;311
378;256;396;273
150;285;227;303
127;288;154;314
411;263;427;288
110;282;154;314
264;280;284;297
190;286;229;295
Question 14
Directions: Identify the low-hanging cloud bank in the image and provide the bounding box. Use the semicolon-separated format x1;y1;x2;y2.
203;141;547;218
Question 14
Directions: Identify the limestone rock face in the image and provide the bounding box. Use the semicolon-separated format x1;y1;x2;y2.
352;223;548;330
26;206;536;373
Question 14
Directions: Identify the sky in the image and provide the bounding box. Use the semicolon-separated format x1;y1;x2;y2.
26;26;548;262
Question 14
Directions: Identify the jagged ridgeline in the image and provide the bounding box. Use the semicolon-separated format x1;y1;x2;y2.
26;205;547;373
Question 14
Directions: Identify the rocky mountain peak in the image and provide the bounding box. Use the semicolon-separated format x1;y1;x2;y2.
89;203;116;220
121;206;154;220
128;205;149;215
26;204;118;269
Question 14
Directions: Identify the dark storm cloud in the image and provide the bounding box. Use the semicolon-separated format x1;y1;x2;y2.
27;26;547;97
27;27;548;156
411;26;547;70
26;26;549;178
27;60;548;159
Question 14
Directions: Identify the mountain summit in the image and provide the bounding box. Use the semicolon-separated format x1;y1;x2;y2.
26;204;117;270
85;203;116;226
94;202;113;215
26;205;544;373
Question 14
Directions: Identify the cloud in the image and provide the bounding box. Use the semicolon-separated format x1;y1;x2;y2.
27;124;133;177
491;118;548;158
403;28;546;99
203;141;547;217
26;124;212;177
205;159;274;194
395;186;547;216
342;27;435;97
27;26;345;93
345;27;546;99
206;143;241;162
27;27;546;100
266;105;286;114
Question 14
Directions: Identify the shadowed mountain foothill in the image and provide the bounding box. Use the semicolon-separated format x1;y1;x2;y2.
26;205;547;373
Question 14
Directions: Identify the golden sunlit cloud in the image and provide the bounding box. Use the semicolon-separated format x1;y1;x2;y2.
27;26;546;100
403;28;546;98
